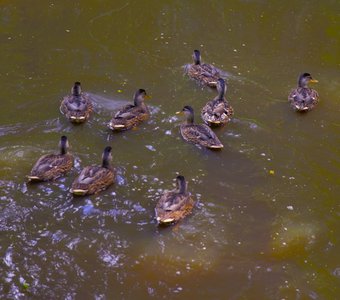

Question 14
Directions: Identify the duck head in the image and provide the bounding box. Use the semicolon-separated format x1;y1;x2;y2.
133;89;148;106
298;73;318;88
176;105;194;124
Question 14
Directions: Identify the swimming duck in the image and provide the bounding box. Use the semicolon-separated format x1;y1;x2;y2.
184;50;224;88
60;82;93;123
201;78;234;126
70;146;115;196
288;73;319;112
176;105;224;149
27;136;73;182
108;89;149;131
155;175;195;225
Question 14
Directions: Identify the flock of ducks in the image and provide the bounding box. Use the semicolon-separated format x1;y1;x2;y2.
26;50;320;226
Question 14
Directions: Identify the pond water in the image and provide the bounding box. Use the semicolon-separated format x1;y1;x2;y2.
0;1;339;299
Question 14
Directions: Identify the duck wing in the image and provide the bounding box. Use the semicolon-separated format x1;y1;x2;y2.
29;153;73;180
157;191;188;211
60;95;93;120
114;104;145;120
109;104;149;130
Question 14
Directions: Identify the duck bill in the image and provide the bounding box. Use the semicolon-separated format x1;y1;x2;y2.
309;79;318;83
175;111;183;115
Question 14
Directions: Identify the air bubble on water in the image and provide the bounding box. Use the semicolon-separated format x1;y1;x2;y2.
133;203;145;212
116;175;126;186
4;246;13;267
145;145;156;152
21;184;27;194
333;267;340;278
83;201;94;215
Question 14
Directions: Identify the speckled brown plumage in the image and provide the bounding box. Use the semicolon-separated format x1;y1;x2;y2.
201;78;234;126
70;146;115;196
27;136;73;182
60;82;93;123
155;176;195;225
177;106;224;149
108;89;149;131
184;50;225;88
288;73;319;112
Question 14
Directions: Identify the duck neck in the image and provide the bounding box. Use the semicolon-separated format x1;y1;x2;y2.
60;143;67;155
194;56;200;65
134;96;144;107
102;157;110;169
217;87;225;100
178;178;187;194
298;77;308;88
193;51;201;65
185;113;194;125
72;83;81;96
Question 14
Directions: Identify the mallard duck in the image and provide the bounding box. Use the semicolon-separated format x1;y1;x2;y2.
70;146;115;196
288;73;319;112
176;105;224;149
155;175;195;225
201;78;234;126
60;82;93;123
27;136;73;182
184;50;224;88
108;89;149;131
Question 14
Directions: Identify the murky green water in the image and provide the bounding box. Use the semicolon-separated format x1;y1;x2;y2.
1;1;339;299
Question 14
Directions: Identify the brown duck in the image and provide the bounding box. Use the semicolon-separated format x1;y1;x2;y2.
201;78;234;126
184;50;224;88
27;136;73;182
70;146;115;196
155;175;195;225
60;82;93;123
288;73;319;112
108;89;149;131
176;105;224;149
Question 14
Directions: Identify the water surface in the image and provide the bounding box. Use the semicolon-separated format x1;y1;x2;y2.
0;1;339;299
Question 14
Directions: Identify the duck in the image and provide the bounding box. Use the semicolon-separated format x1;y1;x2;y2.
155;175;195;225
60;82;93;123
288;73;319;112
184;50;224;88
70;146;115;196
176;105;224;149
27;136;73;182
108;89;149;131
201;78;234;126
